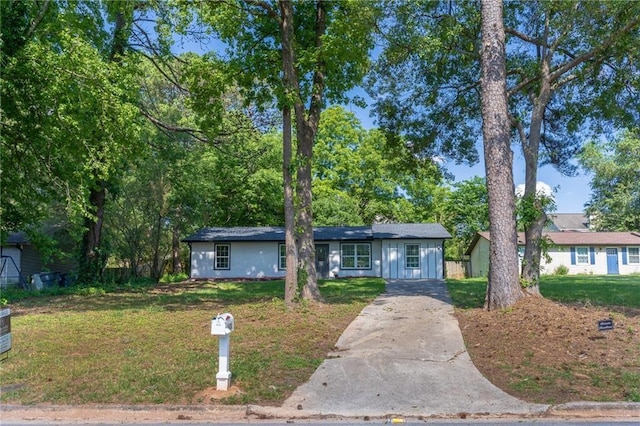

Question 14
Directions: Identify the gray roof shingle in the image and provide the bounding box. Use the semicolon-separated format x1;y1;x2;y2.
184;224;451;243
372;223;451;239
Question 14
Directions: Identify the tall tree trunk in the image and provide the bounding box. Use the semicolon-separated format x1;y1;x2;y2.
280;0;326;302
171;225;182;275
78;9;129;283
292;0;327;302
520;16;553;294
480;0;524;310
283;106;298;304
296;122;320;301
151;213;163;281
279;0;299;305
79;180;107;284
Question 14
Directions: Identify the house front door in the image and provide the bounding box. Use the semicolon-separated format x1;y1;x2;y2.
606;248;619;275
315;244;330;279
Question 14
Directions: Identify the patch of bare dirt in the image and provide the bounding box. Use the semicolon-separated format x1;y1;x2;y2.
456;296;640;404
191;386;244;404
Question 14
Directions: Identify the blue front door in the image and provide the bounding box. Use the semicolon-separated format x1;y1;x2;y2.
606;248;619;274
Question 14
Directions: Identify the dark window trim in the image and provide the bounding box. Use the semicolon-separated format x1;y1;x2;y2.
340;242;372;270
405;243;421;269
214;243;230;270
278;243;287;270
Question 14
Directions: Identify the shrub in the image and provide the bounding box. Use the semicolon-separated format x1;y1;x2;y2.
554;265;569;275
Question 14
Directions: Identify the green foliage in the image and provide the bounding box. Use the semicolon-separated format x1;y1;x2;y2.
159;273;189;283
313;106;445;226
442;177;489;259
194;0;378;109
1;0;142;248
579;130;640;231
553;265;569;276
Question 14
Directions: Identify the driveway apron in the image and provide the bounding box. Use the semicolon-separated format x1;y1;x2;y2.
279;279;548;417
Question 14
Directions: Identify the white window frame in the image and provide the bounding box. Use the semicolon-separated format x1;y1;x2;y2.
575;246;589;265
215;244;230;270
628;247;640;264
278;243;287;270
341;243;371;270
405;243;420;269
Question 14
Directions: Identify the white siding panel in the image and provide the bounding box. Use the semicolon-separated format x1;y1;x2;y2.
540;245;640;276
189;242;285;279
381;239;444;280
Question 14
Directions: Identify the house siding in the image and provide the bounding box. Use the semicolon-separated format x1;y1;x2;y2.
189;239;446;280
382;240;444;279
190;241;283;279
468;238;490;278
467;232;640;277
542;245;640;275
189;240;384;280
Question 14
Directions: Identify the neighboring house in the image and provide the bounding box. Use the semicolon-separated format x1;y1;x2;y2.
466;231;640;277
184;223;451;281
1;231;75;288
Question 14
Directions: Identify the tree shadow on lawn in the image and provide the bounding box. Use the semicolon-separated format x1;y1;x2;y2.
10;278;386;314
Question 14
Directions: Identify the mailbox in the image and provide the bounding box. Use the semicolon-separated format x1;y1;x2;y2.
211;313;234;336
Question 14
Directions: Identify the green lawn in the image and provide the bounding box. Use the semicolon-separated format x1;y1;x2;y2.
446;274;640;309
0;278;385;405
2;275;638;406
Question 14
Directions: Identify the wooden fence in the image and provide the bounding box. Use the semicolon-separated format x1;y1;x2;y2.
445;260;470;279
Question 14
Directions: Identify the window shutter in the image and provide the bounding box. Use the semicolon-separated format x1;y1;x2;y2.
622;247;628;265
590;247;596;265
570;247;576;265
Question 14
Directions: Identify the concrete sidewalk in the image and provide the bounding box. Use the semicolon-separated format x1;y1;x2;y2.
267;279;549;418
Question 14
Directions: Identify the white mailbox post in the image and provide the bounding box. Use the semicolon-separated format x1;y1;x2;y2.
211;313;234;391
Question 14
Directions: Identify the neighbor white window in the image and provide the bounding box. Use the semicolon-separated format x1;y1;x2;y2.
278;244;286;270
576;247;589;265
215;244;230;270
629;247;640;264
341;243;371;269
405;244;420;269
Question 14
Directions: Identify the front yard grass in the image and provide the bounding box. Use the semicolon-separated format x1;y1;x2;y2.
0;278;385;405
447;274;640;309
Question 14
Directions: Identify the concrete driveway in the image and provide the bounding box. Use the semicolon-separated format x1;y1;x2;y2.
270;279;548;418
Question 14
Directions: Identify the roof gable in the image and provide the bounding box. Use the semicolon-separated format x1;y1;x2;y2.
547;213;590;231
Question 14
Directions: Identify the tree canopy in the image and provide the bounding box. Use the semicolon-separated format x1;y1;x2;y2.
579;129;640;232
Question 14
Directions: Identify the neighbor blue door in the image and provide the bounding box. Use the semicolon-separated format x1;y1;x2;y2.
606;248;619;274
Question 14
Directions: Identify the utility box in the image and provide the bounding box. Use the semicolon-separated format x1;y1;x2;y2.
211;313;234;336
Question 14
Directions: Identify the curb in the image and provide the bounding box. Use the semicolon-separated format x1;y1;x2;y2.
2;402;640;422
547;401;640;419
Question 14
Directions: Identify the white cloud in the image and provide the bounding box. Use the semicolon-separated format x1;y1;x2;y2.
515;181;554;199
